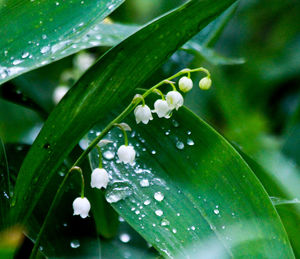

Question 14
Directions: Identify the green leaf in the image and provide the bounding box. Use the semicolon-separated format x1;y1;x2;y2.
182;44;245;65
237;149;300;258
0;0;124;85
12;0;238;226
87;107;294;258
181;2;245;66
0;139;10;230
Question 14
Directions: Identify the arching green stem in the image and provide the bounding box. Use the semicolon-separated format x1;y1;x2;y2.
96;146;103;168
114;123;129;146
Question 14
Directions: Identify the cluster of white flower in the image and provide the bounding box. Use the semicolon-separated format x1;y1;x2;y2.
72;70;211;219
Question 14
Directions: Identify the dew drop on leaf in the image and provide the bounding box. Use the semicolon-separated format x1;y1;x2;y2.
70;240;80;248
154;192;164;202
161;219;170;226
176;141;184;150
144;200;151;205
214;209;220;215
155;209;163;216
139;179;149;187
105;182;132;203
187;138;194;146
103;150;115;160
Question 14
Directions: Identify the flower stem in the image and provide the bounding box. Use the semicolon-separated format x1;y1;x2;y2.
153;89;165;100
96;146;103;168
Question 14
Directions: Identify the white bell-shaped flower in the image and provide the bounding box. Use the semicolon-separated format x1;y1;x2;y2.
117;145;136;164
91;168;109;189
134;105;153;124
72;197;91;218
166;91;184;110
199;77;212;90
153;99;170;118
178;76;193;92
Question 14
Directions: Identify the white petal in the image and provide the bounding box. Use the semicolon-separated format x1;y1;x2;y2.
91;168;109;189
72;197;91;219
117;145;136;164
166;91;184;110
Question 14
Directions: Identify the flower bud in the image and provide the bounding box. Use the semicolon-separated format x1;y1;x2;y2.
91;168;109;189
166;91;184;110
134;105;153;124
72;197;91;218
178;76;193;92
117;145;136;164
199;77;212;90
153;99;170;118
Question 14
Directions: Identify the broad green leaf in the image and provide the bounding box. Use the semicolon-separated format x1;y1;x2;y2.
87;107;294;258
12;0;238;225
237;149;300;258
0;0;124;85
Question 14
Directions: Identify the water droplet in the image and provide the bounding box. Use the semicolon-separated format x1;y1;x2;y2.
172;119;179;127
58;171;65;177
155;209;163;217
105;182;132;203
140;179;149;187
161;219;170;226
144;200;151;205
172;228;177;234
119;233;130;243
103;150;115;160
165;130;170;136
187;130;192;135
3;192;9;199
176;141;184;150
214;209;219;215
135;210;140;215
191;226;196;231
151;150;156;155
22;52;29;59
154;192;164;202
12;59;23;65
187;139;194;146
70;240;80;248
41;46;50;54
